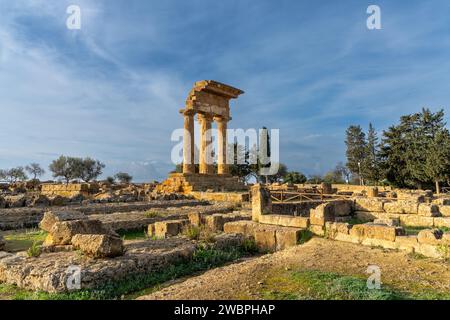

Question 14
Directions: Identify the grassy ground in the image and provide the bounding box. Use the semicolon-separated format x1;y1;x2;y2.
1;229;47;252
260;269;450;300
117;229;148;241
0;246;250;300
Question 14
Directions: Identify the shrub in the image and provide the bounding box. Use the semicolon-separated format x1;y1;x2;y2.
182;225;201;240
27;241;41;258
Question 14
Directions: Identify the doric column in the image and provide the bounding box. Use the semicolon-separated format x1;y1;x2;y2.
198;113;213;174
182;111;195;174
216;116;229;175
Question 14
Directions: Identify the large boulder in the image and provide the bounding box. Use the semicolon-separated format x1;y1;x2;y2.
71;234;124;258
417;229;443;245
39;210;88;233
4;195;26;208
26;194;50;207
44;219;115;246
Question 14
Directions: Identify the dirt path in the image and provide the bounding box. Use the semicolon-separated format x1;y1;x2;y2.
137;237;450;300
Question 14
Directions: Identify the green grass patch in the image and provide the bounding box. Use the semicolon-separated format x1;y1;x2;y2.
261;269;450;300
0;245;252;300
403;226;429;236
347;217;366;225
117;229;148;241
298;230;313;245
261;270;402;300
144;211;164;218
2;229;47;252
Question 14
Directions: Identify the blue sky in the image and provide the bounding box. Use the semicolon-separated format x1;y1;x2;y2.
1;0;449;182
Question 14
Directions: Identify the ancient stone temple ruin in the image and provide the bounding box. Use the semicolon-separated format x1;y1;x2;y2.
156;80;247;193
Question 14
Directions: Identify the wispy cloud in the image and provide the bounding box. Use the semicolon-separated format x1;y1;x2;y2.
0;0;449;180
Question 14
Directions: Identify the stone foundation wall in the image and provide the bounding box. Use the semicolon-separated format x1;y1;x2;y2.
189;191;249;204
41;183;92;198
0;200;207;230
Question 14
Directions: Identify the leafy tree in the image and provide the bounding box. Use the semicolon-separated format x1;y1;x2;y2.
25;163;45;180
379;108;449;190
78;158;105;182
115;172;133;184
424;129;450;194
283;171;307;184
0;167;28;183
49;156;77;184
345;125;367;185
363;123;381;184
106;176;115;184
307;174;323;184
323;167;345;184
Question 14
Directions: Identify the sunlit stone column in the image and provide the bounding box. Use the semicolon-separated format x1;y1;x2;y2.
216;117;229;175
183;111;195;174
198;113;213;174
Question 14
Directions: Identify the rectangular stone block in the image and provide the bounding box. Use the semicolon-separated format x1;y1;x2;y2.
438;205;450;217
255;229;277;252
275;229;301;250
399;215;434;228
361;237;397;250
310;203;334;226
154;219;188;238
418;204;440;217
309;225;325;236
205;214;225;231
223;220;258;235
354;198;385;212
384;201;418;214
395;235;418;252
329;200;354;216
434;217;450;228
258;214;309;229
188;212;203;226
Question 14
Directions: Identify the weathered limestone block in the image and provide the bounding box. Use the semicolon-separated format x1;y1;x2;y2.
416;244;448;259
325;222;351;240
254;229;277;252
153;219;189;238
39;210;88;233
417;229;443;245
354;198;385;212
349;223;404;242
258;214;309;229
205;214;225;231
329;200;353;216
373;218;400;226
44;220;112;246
275;229;301;251
438;205;450;217
188;212;204;226
223;220;259;235
434;217;450;228
309;225;325;236
251;184;272;222
310;203;335;226
395;236;418;253
71;234;124;258
214;233;244;250
334;216;352;223
417;204;440;217
361;237;397;249
4;195;26;208
367;187;379;198
399;215;434;228
384;201;418;214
